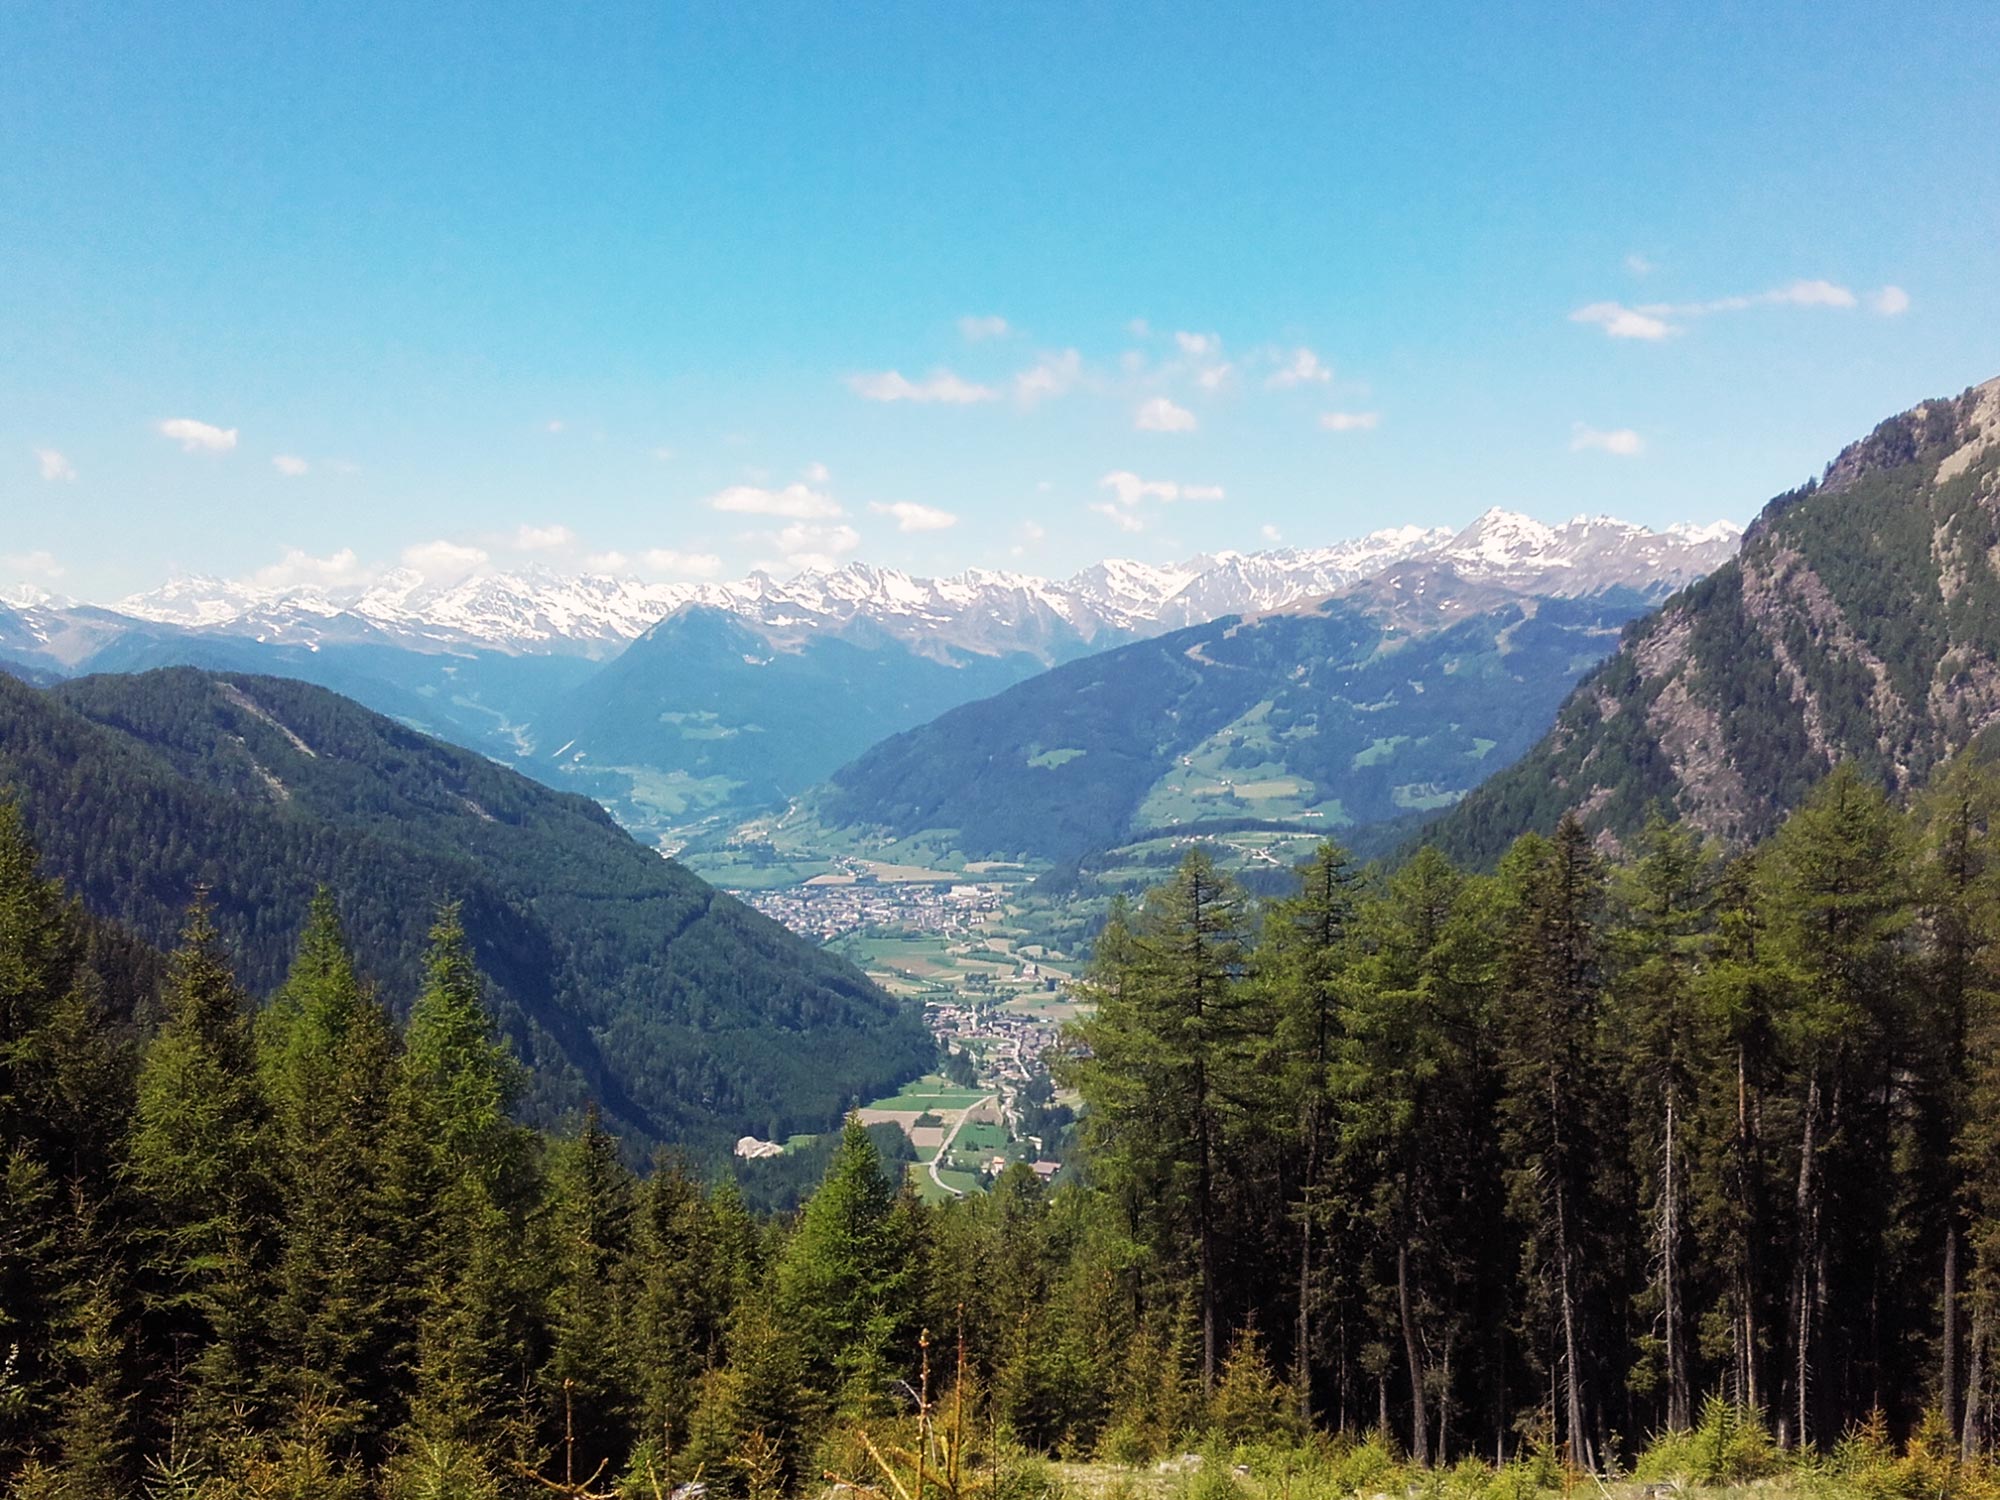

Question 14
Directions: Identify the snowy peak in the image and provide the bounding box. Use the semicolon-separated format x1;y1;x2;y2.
94;509;1741;662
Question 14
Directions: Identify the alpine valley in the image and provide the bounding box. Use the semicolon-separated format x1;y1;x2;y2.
1;509;1738;846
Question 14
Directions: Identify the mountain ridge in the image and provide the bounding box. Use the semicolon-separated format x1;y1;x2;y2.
1420;376;2000;866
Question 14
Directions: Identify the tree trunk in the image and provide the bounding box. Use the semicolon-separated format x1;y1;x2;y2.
1945;1221;1961;1438
1399;1238;1430;1465
1197;1070;1216;1393
1737;1041;1761;1415
1662;1087;1690;1431
1298;1112;1316;1422
1791;1069;1822;1449
1551;1063;1593;1470
1965;1301;1987;1462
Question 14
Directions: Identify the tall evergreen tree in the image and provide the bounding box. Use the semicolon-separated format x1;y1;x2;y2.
1607;813;1714;1434
259;892;408;1453
1068;850;1255;1391
1758;765;1914;1447
127;898;273;1457
1496;817;1618;1470
1261;842;1358;1419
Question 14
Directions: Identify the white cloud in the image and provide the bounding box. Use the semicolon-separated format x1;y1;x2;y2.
869;500;958;533
1266;347;1331;388
586;550;630;573
846;369;999;404
1021;520;1047;542
765;522;861;572
641;548;724;578
802;460;831;483
1261;524;1283;542
1625;252;1657;276
1195;362;1235;391
1097;471;1225;514
708;483;844;519
1135;396;1198;433
1768;279;1856;308
1089;502;1148;534
544;419;566;434
34;448;75;482
1570;302;1677;340
2;550;64;580
248;547;369;590
1319;410;1381;432
1871;284;1911;316
158;417;238;453
1572;277;1890;339
958;314;1010;342
511;523;575;551
272;454;309;477
1570;423;1646;456
1126;318;1152;339
402;539;490;583
652;446;675;462
1014;349;1084;405
1174;331;1220;356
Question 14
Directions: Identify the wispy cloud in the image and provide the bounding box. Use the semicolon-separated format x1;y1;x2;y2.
158;417;238;453
641;548;724;578
1624;252;1657;277
802;460;831;483
511;523;575;551
34;448;75;482
1135;396;1198;433
1570;423;1645;456
1091;470;1225;531
869;501;958;533
1572;277;1905;340
248;547;369;590
2;550;64;580
1261;523;1283;542
763;522;861;573
1266;347;1331;389
1318;411;1381;433
958;314;1010;342
403;539;490;582
707;483;844;519
272;454;309;477
847;369;999;404
1570;302;1677;341
1014;349;1084;406
1174;331;1220;357
1871;285;1912;316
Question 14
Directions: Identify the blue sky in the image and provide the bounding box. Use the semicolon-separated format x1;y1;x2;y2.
5;2;1998;600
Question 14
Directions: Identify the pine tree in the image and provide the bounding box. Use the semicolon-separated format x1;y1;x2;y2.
540;1106;639;1479
1068;850;1255;1391
1757;764;1913;1447
394;903;533;1465
1342;843;1502;1463
259;891;408;1453
127;898;273;1455
1497;817;1618;1470
775;1114;912;1415
1608;813;1714;1433
1261;842;1358;1419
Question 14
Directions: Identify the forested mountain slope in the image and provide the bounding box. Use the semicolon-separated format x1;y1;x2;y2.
0;667;929;1148
785;585;1664;866
1426;376;2000;866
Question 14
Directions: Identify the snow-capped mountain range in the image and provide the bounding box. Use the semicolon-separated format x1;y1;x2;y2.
85;509;1740;663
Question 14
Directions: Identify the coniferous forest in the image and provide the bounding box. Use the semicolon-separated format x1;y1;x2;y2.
9;749;2000;1499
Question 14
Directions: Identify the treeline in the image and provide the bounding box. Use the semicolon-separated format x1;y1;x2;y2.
8;754;2000;1497
1068;757;2000;1471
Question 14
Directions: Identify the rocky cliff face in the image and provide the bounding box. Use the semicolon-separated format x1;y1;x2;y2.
1426;377;2000;865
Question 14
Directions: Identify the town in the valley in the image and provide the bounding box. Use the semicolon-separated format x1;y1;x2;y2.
729;869;1079;1200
